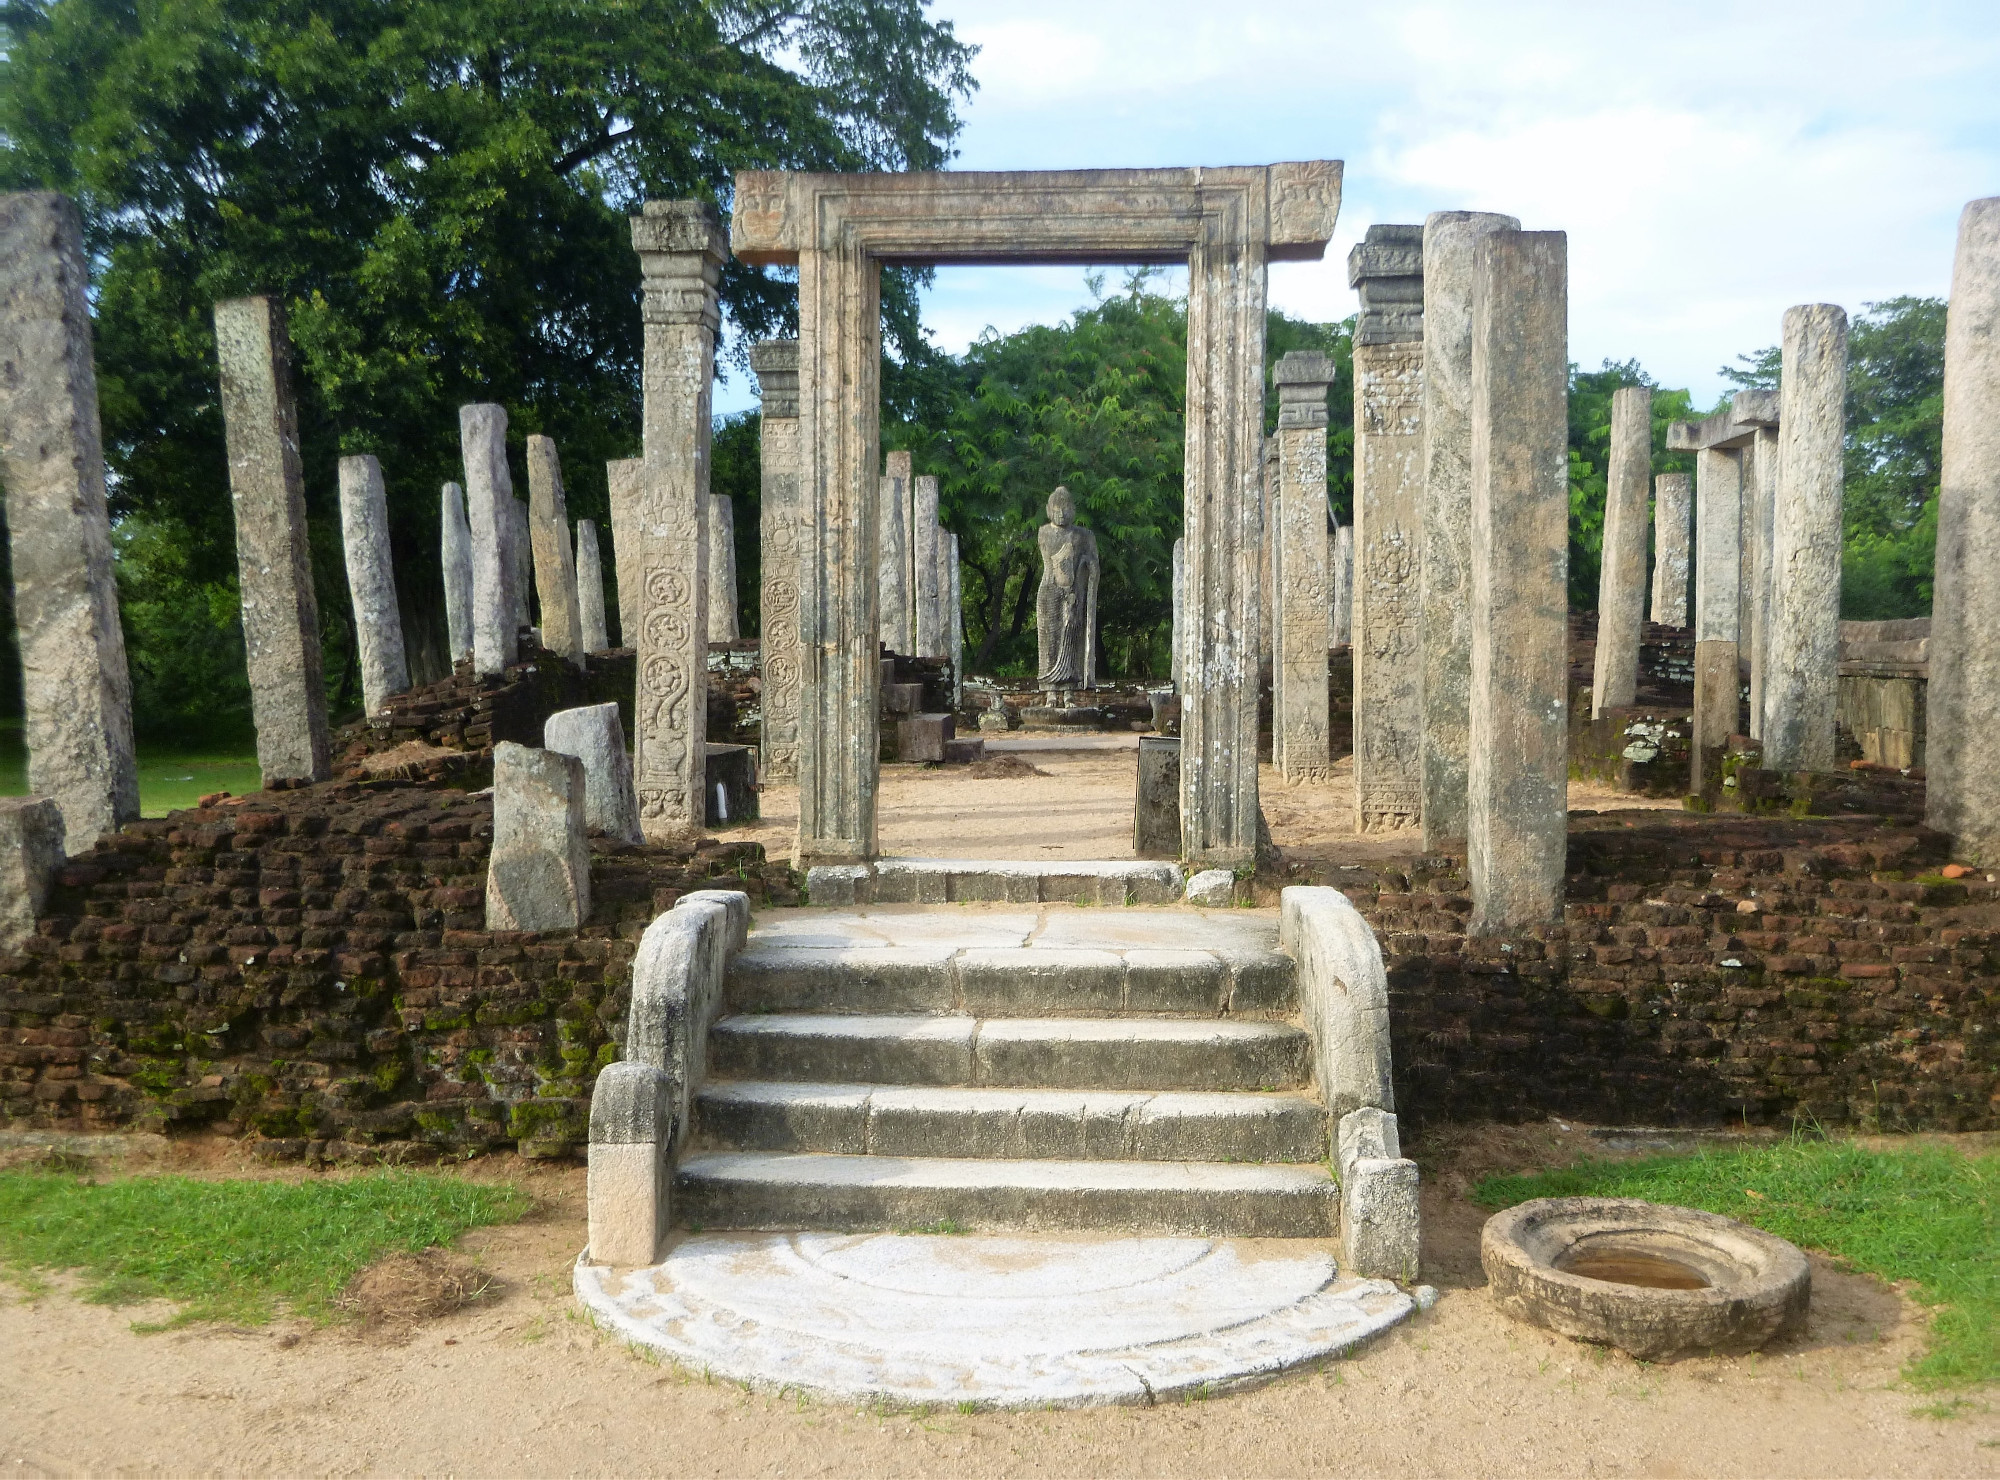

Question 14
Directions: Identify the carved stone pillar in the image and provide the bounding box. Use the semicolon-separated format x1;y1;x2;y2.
751;338;803;785
1272;351;1333;783
1591;386;1651;716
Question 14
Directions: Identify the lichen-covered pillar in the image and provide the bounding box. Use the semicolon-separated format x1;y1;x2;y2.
1467;228;1569;936
526;435;583;665
1330;523;1353;647
1690;448;1743;795
1349;223;1427;832
459;404;517;676
214;295;331;784
947;531;963;707
1273;350;1334;783
1170;537;1186;687
576;519;610;652
706;493;739;641
506;492;532;638
1731;390;1782;738
0;192;139;846
336;454;409;714
441;481;473;667
1929;198;2000;860
878;450;911;655
913;474;944;658
1649;472;1690;627
1420;210;1521;850
1261;439;1278;674
1591;386;1651;717
606;457;642;647
1762;305;1849;772
750;339;803;784
631;200;720;842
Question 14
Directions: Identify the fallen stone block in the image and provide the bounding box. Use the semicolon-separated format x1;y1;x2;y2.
544;702;642;843
1184;868;1234;906
942;736;984;764
0;796;65;952
898;713;954;762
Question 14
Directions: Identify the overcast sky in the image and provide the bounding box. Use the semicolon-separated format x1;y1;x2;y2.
720;0;2000;414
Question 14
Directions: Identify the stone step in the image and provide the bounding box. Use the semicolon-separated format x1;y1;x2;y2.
675;1151;1340;1238
708;1014;1312;1092
695;1081;1329;1163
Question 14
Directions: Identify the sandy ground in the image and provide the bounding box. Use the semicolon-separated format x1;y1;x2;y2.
1;1128;1994;1478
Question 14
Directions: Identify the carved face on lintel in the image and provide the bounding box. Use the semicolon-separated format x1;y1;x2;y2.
1046;486;1075;528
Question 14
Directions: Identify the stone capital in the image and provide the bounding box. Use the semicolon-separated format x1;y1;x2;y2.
1349;224;1425;347
632;200;727;260
1274;350;1333;429
749;338;800;419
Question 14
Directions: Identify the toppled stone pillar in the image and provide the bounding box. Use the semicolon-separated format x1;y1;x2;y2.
441;481;473;667
878;450;911;654
751;338;803;784
460;404;517;675
1421;211;1520;849
336;454;410;715
214;295;332;784
606;457;642;647
630;201;720;841
526;434;584;665
913;474;945;658
1762;305;1849;772
1649;472;1690;627
1591;387;1652;717
707;492;739;640
1466;228;1569;935
1330;523;1353;647
1690;447;1743;793
1349;223;1428;832
1170;537;1186;688
0;192;139;846
1272;350;1334;783
0;796;66;953
1731;390;1782;737
576;519;610;653
545;702;642;844
485;741;591;931
1929;198;2000;861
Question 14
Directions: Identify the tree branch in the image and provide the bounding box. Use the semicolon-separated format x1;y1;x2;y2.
553;125;637;177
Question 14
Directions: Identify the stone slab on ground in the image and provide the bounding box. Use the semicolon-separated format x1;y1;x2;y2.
575;1230;1410;1407
808;858;1181;906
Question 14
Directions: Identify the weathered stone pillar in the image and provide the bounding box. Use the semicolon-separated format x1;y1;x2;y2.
485;741;591;931
214;294;331;785
1261;439;1278;672
1591;387;1651;717
525;435;583;665
1762;304;1849;772
441;481;473;667
1330;523;1353;647
750;338;803;785
631;201;720;842
336;454;409;715
706;493;738;641
913;474;945;658
506;492;533;638
0;796;65;952
1929;198;2000;860
1466;228;1569;936
1731;390;1782;737
576;519;610;653
878;450;911;654
1690;446;1743;792
459;404;517;676
1272;350;1334;783
606;457;642;647
0;192;139;846
1170;537;1186;687
1420;211;1520;850
948;531;964;707
1350;223;1427;831
1649;472;1690;627
545;702;642;844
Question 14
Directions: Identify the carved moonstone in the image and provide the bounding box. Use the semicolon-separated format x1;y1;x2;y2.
336;454;410;715
526;434;584;665
751;338;803;785
441;481;473;666
576;519;610;653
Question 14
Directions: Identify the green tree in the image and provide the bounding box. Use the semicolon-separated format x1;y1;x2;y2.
1567;359;1695;612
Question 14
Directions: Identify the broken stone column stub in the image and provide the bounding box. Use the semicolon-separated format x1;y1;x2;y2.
0;191;140;847
336;454;410;715
441;481;474;666
606;457;643;648
460;403;517;675
576;519;610;653
751;337;804;786
1649;472;1691;628
1272;350;1334;784
1466;228;1569;936
545;701;643;844
631;200;722;843
0;796;66;953
213;294;333;786
1420;210;1520;851
1591;386;1652;717
1349;222;1427;833
526;434;585;666
484;741;592;932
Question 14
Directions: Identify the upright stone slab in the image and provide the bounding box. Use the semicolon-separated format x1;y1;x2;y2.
526;434;584;665
1466;229;1569;936
214;295;331;785
1260;439;1278;668
485;741;591;932
0;192;139;847
507;492;533;639
1762;305;1850;772
460;404;517;675
878;450;911;654
947;531;964;707
1649;472;1690;627
1690;446;1743;793
1330;523;1353;647
751;339;804;785
1591;387;1651;717
336;454;410;715
1420;211;1520;849
1272;351;1334;783
913;474;945;658
576;519;610;653
631;201;720;842
1731;390;1782;737
441;481;474;666
607;457;643;647
1929;199;2000;860
545;702;643;844
1170;537;1186;687
0;796;65;953
707;493;739;640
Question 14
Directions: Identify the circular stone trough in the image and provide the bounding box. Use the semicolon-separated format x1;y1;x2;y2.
1481;1197;1810;1360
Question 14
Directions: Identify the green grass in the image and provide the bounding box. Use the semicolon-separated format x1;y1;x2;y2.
0;1168;531;1327
0;720;262;817
1475;1138;1998;1390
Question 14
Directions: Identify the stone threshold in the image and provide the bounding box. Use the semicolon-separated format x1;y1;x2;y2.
805;858;1183;907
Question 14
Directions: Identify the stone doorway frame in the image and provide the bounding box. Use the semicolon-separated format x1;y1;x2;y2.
731;163;1342;866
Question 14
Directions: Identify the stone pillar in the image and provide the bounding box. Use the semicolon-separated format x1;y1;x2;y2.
0;796;65;952
1170;537;1186;687
1272;350;1334;783
459;403;517;676
336;454;409;715
948;531;963;708
1762;304;1849;772
1260;439;1278;672
1648;472;1690;627
526;435;583;665
1420;211;1521;850
706;493;739;640
485;741;591;932
545;702;642;844
606;457;642;647
1591;386;1651;717
913;474;945;658
214;295;331;785
576;519;610;653
1731;390;1782;738
441;481;473;667
1349;223;1426;832
1466;228;1569;936
1690;447;1743;793
751;338;803;785
1929;198;2000;860
1330;523;1353;647
878;450;911;655
507;493;533;640
0;192;139;846
630;201;720;842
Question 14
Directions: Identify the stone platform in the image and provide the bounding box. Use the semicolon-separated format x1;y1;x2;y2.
575;1230;1412;1407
